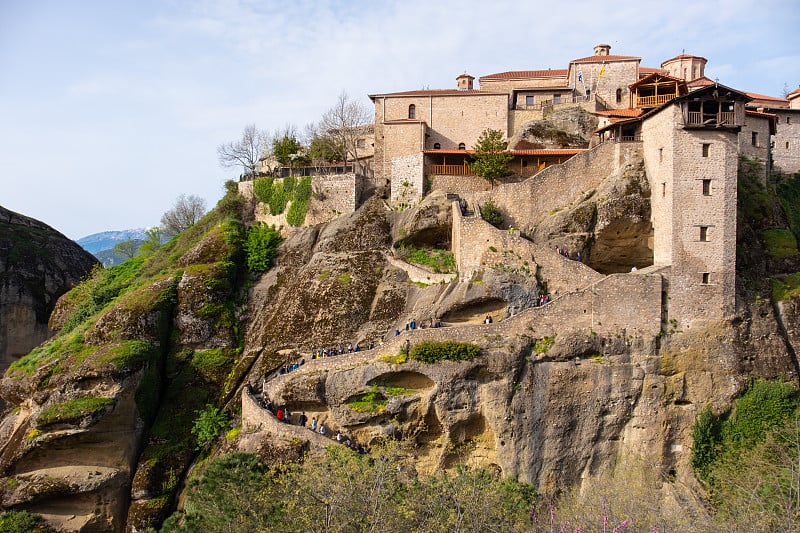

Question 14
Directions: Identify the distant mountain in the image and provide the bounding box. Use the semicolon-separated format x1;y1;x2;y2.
76;229;149;254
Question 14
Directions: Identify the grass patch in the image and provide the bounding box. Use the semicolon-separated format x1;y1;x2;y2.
7;332;98;378
336;272;352;285
348;386;387;413
384;386;416;396
771;273;800;301
96;340;158;371
409;341;480;364
764;228;799;258
37;396;115;427
192;349;231;369
399;245;456;273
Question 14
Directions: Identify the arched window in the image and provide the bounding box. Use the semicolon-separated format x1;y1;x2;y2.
616;88;622;103
458;142;466;150
408;104;416;119
433;142;441;149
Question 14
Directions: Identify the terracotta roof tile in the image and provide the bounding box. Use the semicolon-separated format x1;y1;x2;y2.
745;92;789;104
688;77;715;88
639;67;665;75
746;109;777;119
370;89;506;98
594;108;643;118
571;54;640;63
479;69;568;80
788;87;800;99
661;53;708;64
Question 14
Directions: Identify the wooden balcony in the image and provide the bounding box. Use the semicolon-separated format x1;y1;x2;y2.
430;164;474;176
636;93;677;107
686;111;736;126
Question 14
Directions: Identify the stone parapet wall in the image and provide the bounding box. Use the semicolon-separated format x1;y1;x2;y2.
428;174;490;195
386;255;456;285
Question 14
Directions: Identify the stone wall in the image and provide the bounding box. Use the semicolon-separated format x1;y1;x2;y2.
642;105;739;325
568;59;640;110
390;153;424;207
739;113;772;182
429;174;491;196
470;141;627;233
772;109;800;174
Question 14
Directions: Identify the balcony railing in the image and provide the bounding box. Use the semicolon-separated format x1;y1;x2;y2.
686;111;736;126
430;164;474;176
636;93;677;107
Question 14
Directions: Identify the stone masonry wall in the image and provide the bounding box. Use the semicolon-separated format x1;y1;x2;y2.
739;113;772;182
470;141;627;234
773;109;800;174
643;105;738;325
390;153;424;207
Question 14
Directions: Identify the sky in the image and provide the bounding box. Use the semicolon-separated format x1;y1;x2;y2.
2;0;799;240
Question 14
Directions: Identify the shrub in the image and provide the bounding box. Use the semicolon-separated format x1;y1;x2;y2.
191;404;230;450
244;223;282;273
772;273;800;301
400;246;456;273
480;199;503;228
0;511;54;532
690;405;719;479
533;336;554;354
348;386;387;413
409;341;480;363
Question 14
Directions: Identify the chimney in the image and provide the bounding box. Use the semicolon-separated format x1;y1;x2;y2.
456;72;475;90
593;44;611;56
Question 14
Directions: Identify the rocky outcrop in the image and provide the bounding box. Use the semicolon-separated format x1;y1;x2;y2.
509;107;598;149
0;206;98;375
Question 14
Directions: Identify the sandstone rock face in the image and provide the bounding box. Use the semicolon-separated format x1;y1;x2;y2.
0;206;98;374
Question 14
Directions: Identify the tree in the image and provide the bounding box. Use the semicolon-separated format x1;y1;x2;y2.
317;91;371;175
469;129;513;188
191;404;229;450
161;194;207;238
113;238;137;259
217;124;267;177
137;227;163;256
272;127;308;174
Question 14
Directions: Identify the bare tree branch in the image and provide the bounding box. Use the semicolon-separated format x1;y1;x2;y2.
217;124;267;177
161;194;207;238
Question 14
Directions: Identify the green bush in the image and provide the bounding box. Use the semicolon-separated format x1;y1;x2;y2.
533;336;554;354
690;405;719;479
286;176;312;226
409;341;480;363
348;386;387;413
777;172;800;241
191;404;230;450
244;223;282;273
772;273;800;301
720;379;798;447
480;199;504;228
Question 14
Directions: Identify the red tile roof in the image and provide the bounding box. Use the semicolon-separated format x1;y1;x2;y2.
639;67;665;76
480;69;568;80
594;109;643;118
746;109;777;119
571;54;640;63
687;77;715;88
745;92;789;105
422;148;585;155
370;89;507;98
661;53;708;64
788;87;800;99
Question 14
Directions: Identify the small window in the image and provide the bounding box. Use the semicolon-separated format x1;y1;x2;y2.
787;141;791;150
702;143;710;157
659;148;663;162
616;88;622;104
700;226;709;242
702;179;711;196
553;94;561;104
526;95;534;106
751;131;758;147
433;142;441;149
662;182;666;197
458;142;466;150
702;272;710;284
408;104;416;119
356;139;365;149
787;116;791;124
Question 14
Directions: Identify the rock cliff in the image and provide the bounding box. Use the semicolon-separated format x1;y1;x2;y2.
0;206;98;375
0;153;797;531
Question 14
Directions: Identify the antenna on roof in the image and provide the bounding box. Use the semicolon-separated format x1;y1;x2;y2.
682;48;685;55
